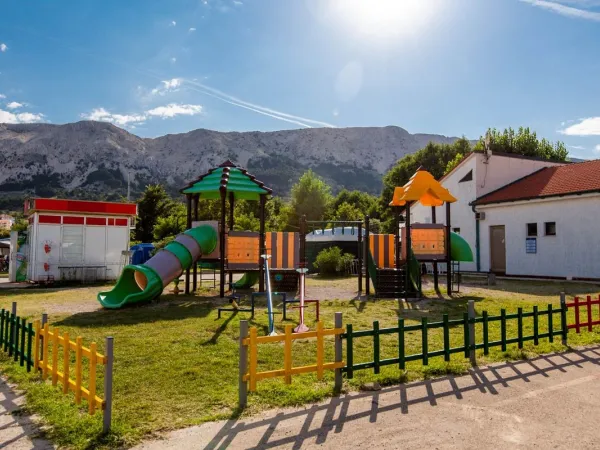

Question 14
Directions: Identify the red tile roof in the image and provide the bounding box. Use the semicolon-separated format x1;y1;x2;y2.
474;159;600;205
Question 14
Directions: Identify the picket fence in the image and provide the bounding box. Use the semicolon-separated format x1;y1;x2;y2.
0;303;114;432
238;292;598;407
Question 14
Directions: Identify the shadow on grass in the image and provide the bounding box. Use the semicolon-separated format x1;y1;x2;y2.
393;296;485;320
460;276;600;298
205;346;600;449
54;295;220;327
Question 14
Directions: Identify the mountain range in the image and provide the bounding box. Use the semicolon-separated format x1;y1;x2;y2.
0;121;464;209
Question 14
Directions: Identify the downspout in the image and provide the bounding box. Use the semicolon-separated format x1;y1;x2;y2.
470;202;481;272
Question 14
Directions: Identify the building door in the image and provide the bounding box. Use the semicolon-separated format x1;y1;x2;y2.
490;226;506;273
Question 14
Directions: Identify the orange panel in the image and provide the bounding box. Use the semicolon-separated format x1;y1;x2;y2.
227;236;260;264
287;232;295;268
276;232;284;269
378;234;384;268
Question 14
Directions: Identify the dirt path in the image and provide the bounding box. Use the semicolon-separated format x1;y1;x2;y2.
134;346;600;449
0;378;53;449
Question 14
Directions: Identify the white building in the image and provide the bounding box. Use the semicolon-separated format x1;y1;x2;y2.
410;152;564;273
473;159;600;280
24;198;137;282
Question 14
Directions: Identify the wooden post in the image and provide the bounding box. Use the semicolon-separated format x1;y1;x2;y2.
365;215;370;296
405;202;412;295
258;195;266;292
395;207;401;271
445;201;452;295
431;206;439;291
560;292;568;346
334;312;343;392
468;300;476;366
192;195;199;292
103;337;114;434
239;321;248;409
219;189;227;298
185;194;192;294
228;192;235;289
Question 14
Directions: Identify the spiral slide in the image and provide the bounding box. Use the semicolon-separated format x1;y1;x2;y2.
97;225;218;309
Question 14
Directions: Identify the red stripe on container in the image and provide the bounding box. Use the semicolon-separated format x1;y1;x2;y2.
33;198;137;215
86;217;107;226
108;218;115;226
63;216;85;225
115;218;128;226
39;215;61;224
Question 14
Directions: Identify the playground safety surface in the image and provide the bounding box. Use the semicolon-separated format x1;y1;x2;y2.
134;345;600;450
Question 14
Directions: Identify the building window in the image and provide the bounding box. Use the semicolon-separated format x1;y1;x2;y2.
453;228;460;234
459;170;473;183
527;223;537;237
545;222;556;236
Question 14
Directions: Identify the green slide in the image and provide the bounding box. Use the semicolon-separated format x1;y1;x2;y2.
233;271;260;289
97;225;218;309
450;232;474;262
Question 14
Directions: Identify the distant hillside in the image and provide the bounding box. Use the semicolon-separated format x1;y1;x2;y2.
0;121;464;208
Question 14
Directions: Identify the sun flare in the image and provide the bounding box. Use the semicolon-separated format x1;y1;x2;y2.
330;0;436;40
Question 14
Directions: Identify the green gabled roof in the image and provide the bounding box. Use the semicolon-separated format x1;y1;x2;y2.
180;160;273;200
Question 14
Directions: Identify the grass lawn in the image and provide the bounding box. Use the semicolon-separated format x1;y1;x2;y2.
1;276;600;449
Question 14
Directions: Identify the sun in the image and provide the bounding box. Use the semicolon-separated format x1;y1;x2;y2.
330;0;437;41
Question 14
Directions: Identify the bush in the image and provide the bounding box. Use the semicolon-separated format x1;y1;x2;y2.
314;246;355;276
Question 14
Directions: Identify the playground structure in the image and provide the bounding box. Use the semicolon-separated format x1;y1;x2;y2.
180;160;301;298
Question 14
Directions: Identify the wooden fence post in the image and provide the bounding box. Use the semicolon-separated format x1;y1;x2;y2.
238;321;248;409
334;312;343;393
468;300;476;365
39;313;48;371
103;337;114;434
560;292;568;346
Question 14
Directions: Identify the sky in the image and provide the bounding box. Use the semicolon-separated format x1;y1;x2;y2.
1;0;600;158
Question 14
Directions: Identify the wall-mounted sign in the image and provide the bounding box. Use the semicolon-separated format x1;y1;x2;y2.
526;237;537;254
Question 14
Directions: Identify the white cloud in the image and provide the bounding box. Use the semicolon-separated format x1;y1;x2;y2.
567;145;586;150
81;107;146;126
520;0;600;21
170;20;177;26
6;102;23;109
146;103;202;118
0;43;7;52
171;57;177;63
0;109;44;124
81;103;203;126
189;27;197;32
233;1;243;5
560;117;600;135
150;78;182;96
0;94;5;99
595;144;600;153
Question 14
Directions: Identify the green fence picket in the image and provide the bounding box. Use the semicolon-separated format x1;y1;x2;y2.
0;310;4;347
443;314;450;362
422;318;428;365
26;323;33;372
548;304;553;343
398;319;405;370
483;311;489;355
501;309;507;352
517;308;523;349
19;318;26;367
346;324;354;379
463;313;469;358
533;306;539;345
3;312;9;352
373;321;380;374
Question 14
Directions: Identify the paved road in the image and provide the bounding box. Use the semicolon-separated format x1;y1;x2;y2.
135;346;600;450
0;378;53;449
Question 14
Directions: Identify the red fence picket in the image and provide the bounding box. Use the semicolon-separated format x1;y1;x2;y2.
566;295;600;333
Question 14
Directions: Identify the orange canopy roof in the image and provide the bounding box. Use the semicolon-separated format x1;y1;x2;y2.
389;169;457;207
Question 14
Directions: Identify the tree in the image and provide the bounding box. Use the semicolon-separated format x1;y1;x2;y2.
153;202;187;241
134;185;174;243
473;127;568;161
333;202;363;221
289;170;333;225
445;153;466;175
331;190;380;219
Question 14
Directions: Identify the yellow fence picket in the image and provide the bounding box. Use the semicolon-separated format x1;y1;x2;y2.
88;342;97;415
75;336;83;404
242;321;344;392
62;332;70;395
